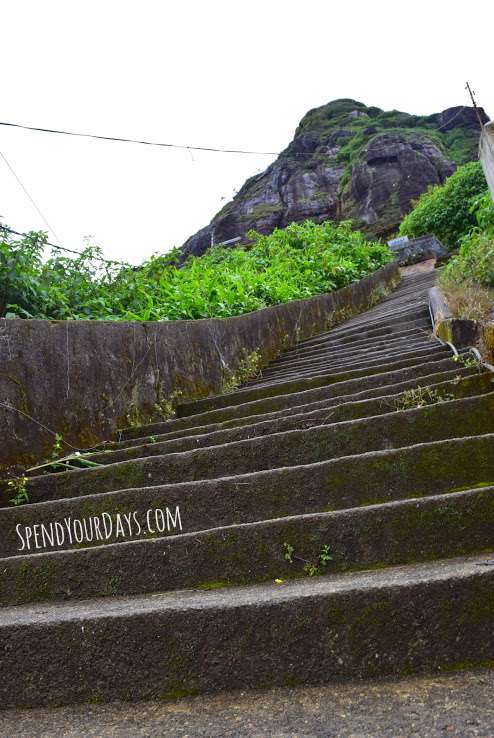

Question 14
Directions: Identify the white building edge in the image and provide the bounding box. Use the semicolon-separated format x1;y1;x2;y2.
480;120;494;202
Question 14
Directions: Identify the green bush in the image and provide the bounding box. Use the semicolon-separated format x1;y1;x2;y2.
399;162;488;248
441;193;494;288
0;220;392;321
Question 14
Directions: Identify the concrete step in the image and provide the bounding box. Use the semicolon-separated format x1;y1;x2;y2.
248;346;449;386
86;372;490;467
3;485;494;607
70;391;494;485
1;554;493;708
260;335;445;371
271;329;433;365
11;390;494;500
116;364;480;443
260;336;437;375
104;370;492;453
4;432;494;557
173;355;461;419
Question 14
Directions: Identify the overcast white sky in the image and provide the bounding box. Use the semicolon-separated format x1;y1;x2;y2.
1;0;492;264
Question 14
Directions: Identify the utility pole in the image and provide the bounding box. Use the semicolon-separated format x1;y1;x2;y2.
465;81;485;130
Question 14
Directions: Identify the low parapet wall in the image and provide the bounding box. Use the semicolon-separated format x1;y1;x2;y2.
0;261;399;472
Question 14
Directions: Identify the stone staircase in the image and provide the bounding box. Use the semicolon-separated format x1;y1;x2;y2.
1;269;494;709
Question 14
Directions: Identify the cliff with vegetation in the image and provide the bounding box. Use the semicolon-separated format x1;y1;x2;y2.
181;99;488;258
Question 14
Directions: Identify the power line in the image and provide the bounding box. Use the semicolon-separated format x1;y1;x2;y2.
0;149;132;265
0;149;63;244
0;120;280;156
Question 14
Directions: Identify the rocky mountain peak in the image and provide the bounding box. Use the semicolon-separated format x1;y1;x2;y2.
180;100;489;259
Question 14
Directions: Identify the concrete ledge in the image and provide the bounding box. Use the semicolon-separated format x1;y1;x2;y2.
429;286;480;347
0;262;399;472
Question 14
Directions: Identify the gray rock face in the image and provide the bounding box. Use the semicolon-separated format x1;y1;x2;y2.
180;99;488;259
343;134;456;234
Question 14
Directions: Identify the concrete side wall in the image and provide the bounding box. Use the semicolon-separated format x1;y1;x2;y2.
480;121;494;201
0;262;399;472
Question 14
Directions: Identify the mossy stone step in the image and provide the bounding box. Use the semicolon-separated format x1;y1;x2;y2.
279;325;432;360
174;355;461;419
10;392;494;502
77;391;494;479
107;371;491;453
249;346;448;385
3;434;494;558
3;486;494;606
271;333;440;370
117;364;480;442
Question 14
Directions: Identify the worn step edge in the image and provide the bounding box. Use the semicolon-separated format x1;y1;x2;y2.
80;390;494;477
87;370;487;465
258;343;444;376
279;325;432;359
261;336;437;373
0;554;493;708
318;295;432;333
298;307;431;340
10;391;494;505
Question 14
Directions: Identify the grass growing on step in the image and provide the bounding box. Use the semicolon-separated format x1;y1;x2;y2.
452;353;483;371
440;278;493;322
395;386;455;411
221;350;262;394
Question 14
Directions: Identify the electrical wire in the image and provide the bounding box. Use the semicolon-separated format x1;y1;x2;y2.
0;120;280;156
0;110;483;161
0;150;132;265
0;149;63;245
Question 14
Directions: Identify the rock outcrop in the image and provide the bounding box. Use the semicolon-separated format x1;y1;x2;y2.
180;99;488;259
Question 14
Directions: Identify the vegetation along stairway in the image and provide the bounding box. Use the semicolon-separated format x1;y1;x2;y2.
1;268;494;709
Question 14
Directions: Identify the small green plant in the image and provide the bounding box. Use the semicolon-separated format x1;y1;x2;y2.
148;435;157;443
319;544;333;567
283;542;295;564
26;450;103;475
155;389;184;420
396;386;454;411
8;475;29;506
283;542;333;577
51;432;64;459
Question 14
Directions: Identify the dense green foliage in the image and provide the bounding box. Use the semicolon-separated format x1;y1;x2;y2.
0;221;391;321
398;162;488;248
441;192;494;288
